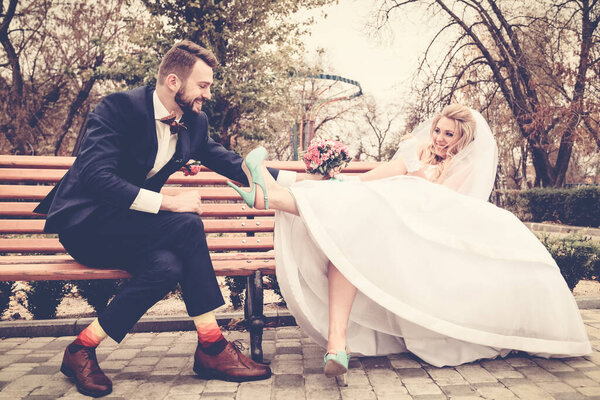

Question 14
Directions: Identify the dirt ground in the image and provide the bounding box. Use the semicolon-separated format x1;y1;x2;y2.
2;277;599;321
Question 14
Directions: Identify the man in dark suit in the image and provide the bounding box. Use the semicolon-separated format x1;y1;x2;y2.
35;40;289;397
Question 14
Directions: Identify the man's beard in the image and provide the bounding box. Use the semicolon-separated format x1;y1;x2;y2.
175;85;202;115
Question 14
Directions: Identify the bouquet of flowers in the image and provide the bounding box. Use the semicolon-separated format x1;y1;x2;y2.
179;160;201;176
303;138;352;176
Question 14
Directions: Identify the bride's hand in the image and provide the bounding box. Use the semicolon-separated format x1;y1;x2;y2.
324;166;342;180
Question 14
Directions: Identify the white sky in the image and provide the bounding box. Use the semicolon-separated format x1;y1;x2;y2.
302;0;438;106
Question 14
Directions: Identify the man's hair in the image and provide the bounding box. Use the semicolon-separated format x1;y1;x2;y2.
157;40;219;84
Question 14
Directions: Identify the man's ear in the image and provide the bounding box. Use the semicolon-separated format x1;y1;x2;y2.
165;73;180;91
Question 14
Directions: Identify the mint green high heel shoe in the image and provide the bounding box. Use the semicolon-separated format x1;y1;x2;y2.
227;146;269;209
323;349;350;386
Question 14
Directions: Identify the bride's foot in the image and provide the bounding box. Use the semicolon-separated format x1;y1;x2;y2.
227;147;270;209
323;348;350;386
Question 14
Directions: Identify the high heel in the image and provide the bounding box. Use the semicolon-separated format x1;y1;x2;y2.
227;147;269;209
323;349;350;386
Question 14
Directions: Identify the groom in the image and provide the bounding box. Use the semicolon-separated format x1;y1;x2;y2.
34;40;293;397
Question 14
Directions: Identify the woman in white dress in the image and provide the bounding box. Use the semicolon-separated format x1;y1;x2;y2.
227;104;591;384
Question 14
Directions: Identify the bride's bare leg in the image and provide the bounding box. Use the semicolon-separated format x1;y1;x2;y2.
251;162;299;215
327;261;357;353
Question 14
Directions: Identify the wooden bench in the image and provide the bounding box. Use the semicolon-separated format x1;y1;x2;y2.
0;154;377;362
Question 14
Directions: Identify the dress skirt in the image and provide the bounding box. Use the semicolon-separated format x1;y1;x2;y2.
274;176;591;367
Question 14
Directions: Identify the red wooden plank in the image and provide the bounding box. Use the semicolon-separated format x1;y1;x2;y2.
0;236;274;253
0;202;275;217
0;218;274;234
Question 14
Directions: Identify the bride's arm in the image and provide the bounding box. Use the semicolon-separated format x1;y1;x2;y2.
357;157;407;181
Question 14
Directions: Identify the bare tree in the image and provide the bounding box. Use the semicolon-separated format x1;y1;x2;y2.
0;0;151;155
376;0;600;187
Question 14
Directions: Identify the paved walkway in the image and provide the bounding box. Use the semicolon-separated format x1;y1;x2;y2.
2;310;600;399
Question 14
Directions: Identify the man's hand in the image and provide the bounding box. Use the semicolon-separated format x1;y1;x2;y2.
160;190;203;215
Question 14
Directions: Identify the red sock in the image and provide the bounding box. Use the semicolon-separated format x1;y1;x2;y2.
73;319;107;348
192;312;226;354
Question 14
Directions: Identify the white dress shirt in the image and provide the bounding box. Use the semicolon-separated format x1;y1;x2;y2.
129;91;298;214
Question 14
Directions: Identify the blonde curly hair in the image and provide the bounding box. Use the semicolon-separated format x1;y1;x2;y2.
420;103;476;182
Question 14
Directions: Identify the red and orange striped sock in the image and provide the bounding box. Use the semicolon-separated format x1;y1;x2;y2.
192;311;226;355
73;319;107;348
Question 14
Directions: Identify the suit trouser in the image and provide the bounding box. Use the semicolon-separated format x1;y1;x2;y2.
59;210;224;342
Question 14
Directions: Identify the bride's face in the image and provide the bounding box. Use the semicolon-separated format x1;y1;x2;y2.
431;117;461;158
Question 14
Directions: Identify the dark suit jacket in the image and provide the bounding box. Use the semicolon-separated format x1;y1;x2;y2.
34;85;276;233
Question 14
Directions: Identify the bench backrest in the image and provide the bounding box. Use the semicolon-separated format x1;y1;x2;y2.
0;155;377;279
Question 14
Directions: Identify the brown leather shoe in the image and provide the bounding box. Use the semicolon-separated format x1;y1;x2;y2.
193;341;271;382
60;343;112;398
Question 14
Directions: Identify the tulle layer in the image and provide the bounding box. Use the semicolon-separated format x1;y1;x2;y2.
274;177;591;367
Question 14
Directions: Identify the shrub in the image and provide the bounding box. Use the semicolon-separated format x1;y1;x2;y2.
73;280;121;313
565;187;600;227
266;275;286;306
540;235;600;290
495;186;600;227
224;276;246;309
26;281;70;319
0;281;14;318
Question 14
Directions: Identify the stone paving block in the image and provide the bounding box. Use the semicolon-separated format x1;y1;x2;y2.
537;381;579;394
305;388;342;400
565;358;599;370
518;366;561;382
345;369;371;387
534;359;576;372
0;370;28;382
274;374;304;388
204;379;241;392
509;383;555;399
272;359;303;375
556;371;600;388
164;394;201;400
366;368;401;386
105;348;141;361
475;384;518;399
339;386;377;399
576;386;600;396
29;374;78;397
0;354;23;369
275;340;302;355
302;345;324;359
427;368;467;385
372;387;412;399
404;381;443;396
274;353;302;361
273;388;306;400
1;373;56;394
455;364;498;384
28;365;59;375
235;383;275;400
549;394;586;400
277;328;303;339
389;356;422;369
505;356;538;367
129;356;160;366
360;356;392;369
440;384;478;397
127;381;173;400
155;356;188;370
397;367;431;383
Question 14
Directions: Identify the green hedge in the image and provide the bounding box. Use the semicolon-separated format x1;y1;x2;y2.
540;235;600;290
495;186;600;227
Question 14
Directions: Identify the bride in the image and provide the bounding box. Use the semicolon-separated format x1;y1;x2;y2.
227;104;591;384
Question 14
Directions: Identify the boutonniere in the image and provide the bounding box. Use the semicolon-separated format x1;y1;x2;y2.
179;160;201;176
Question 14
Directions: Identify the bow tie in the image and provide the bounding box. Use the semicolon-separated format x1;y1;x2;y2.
160;112;187;135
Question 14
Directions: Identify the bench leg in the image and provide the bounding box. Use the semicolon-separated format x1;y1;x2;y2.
245;270;265;363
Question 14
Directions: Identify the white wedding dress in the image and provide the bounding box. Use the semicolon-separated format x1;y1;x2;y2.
274;112;591;367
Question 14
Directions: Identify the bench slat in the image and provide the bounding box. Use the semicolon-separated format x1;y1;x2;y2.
0;218;274;234
0;260;276;280
0;237;274;253
0;185;250;201
0;202;274;217
0;155;380;172
0;251;275;265
0;168;235;185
